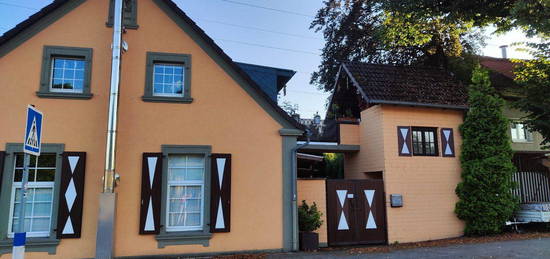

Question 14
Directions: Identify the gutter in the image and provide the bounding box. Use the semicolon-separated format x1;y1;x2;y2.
369;100;468;110
290;129;311;251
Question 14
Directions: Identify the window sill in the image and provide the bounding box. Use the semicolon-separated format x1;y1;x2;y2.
0;238;59;255
36;91;93;100
512;140;534;144
142;96;194;103
106;22;139;29
156;231;211;248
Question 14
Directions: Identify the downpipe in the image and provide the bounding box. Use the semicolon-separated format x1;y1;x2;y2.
96;0;123;258
290;129;311;251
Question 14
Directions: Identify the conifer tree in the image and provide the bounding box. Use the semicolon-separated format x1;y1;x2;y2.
455;66;518;236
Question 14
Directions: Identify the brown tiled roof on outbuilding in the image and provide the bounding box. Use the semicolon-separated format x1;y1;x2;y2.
342;62;468;110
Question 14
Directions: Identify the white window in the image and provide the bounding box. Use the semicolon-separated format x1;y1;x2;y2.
153;63;184;97
166;155;205;232
50;58;86;93
8;154;56;238
511;122;533;142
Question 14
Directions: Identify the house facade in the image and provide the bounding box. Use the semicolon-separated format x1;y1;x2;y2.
0;1;303;258
320;63;468;244
479;56;548;153
480;56;550;206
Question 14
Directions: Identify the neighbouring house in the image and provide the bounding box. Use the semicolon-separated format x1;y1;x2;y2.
479;55;550;221
297;62;469;246
0;1;305;258
236;62;296;102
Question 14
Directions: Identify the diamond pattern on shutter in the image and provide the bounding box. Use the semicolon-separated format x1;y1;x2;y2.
397;126;412;156
57;152;86;238
210;154;231;233
139;153;163;234
441;128;455;157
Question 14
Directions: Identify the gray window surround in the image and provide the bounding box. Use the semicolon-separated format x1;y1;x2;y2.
37;46;93;99
142;52;193;103
0;143;65;255
156;145;211;248
106;0;138;29
510;119;534;143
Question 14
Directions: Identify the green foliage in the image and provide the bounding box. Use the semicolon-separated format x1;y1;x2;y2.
309;0;482;91
380;0;549;37
298;200;323;232
323;153;344;179
513;42;550;148
455;66;518;236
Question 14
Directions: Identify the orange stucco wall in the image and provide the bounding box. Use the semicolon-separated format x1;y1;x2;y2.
345;105;385;179
345;105;465;244
381;105;465;243
339;124;360;146
0;1;290;258
297;179;328;246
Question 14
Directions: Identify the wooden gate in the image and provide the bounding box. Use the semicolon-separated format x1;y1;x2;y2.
326;179;387;246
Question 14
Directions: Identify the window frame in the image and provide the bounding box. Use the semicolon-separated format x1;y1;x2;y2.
411;127;439;157
142;52;193;103
0;143;64;255
510;121;534;143
106;0;138;29
156;145;211;248
37;46;93;99
7;153;57;238
165;155;206;232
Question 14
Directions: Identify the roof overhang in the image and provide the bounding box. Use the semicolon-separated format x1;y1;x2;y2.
297;142;360;153
369;100;469;110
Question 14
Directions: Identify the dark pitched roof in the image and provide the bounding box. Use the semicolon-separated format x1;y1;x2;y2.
479;56;516;79
236;62;296;102
0;0;70;47
342;62;468;109
0;0;303;130
478;56;520;96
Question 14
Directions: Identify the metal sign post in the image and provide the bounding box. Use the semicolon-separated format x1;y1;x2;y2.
13;105;43;259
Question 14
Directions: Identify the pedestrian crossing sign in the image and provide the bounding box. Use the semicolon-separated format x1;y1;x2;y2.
24;105;43;156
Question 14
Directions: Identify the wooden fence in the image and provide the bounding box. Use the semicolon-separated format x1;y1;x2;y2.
512;171;550;203
511;153;550;203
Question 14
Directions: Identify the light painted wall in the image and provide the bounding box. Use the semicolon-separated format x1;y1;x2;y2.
0;1;112;258
297;179;328;246
503;105;547;152
339;124;359;145
344;105;385;179
380;105;465;243
0;0;289;258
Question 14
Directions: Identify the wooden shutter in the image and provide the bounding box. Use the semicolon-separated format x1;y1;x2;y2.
0;151;5;195
139;153;163;234
441;128;455;157
210;154;231;232
57;152;86;238
397;126;412;156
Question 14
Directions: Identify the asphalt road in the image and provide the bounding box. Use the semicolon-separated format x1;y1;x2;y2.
268;237;550;258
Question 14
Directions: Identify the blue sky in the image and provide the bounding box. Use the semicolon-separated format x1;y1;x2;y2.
0;0;534;119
